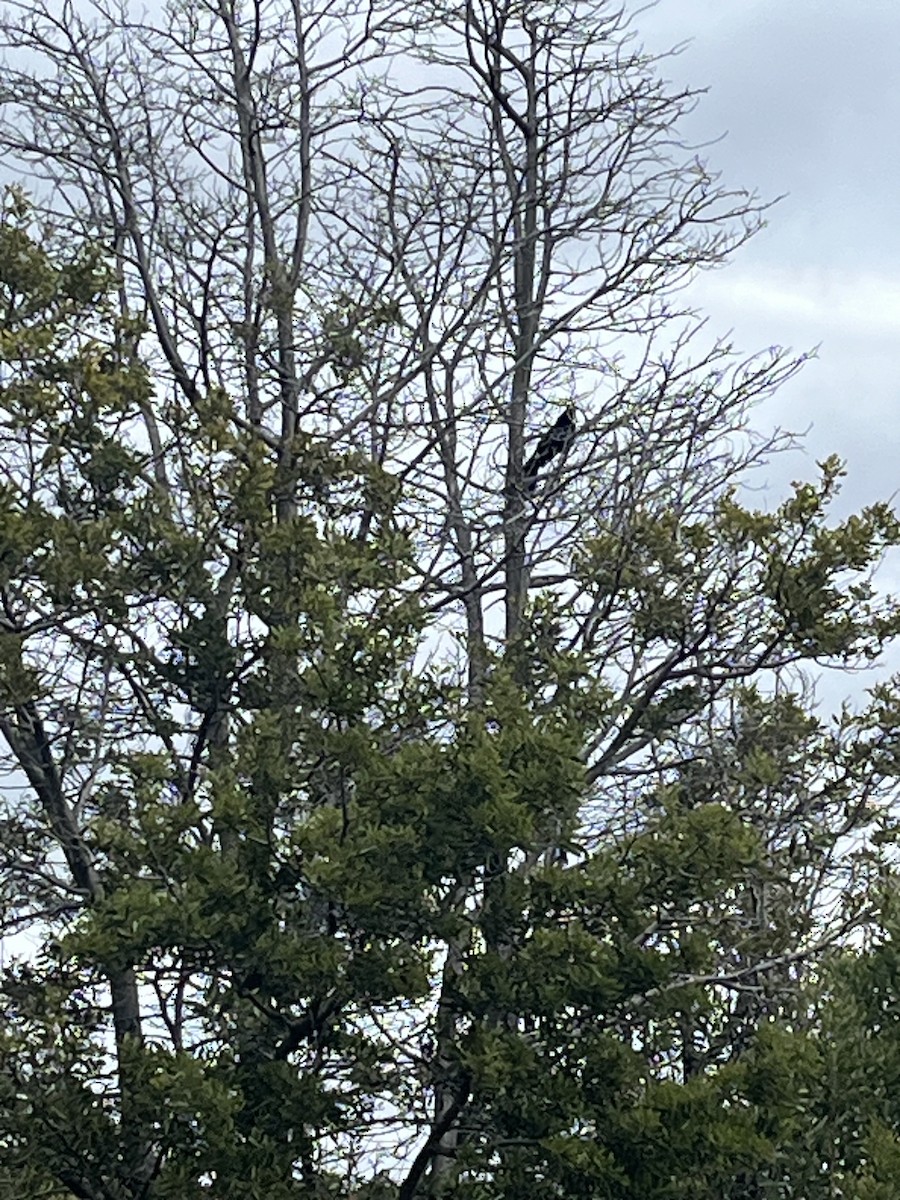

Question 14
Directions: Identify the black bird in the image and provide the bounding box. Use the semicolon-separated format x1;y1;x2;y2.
523;403;576;489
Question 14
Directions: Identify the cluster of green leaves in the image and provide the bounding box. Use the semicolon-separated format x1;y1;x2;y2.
2;196;900;1200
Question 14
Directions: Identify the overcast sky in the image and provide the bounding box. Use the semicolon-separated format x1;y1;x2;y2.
638;0;898;516
634;0;900;703
1;0;893;706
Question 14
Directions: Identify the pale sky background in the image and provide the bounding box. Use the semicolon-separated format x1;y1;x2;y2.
640;0;898;516
0;0;894;709
636;0;900;706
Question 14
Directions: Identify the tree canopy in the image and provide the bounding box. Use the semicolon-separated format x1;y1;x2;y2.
0;2;900;1198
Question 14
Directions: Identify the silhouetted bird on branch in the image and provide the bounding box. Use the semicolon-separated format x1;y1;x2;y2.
523;403;576;491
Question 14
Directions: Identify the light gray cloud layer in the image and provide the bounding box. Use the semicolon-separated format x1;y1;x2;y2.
640;0;900;518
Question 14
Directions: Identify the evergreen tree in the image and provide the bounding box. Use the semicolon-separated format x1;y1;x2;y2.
0;3;898;1198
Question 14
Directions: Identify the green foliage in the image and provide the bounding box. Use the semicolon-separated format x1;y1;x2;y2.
1;107;900;1200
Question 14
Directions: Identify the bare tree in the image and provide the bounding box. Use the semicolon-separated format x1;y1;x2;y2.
0;0;796;631
0;1;896;1196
